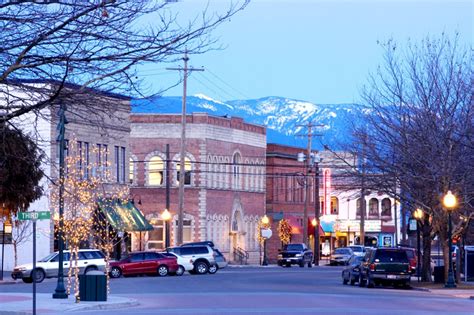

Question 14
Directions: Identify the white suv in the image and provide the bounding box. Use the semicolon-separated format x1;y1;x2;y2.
11;249;106;283
167;245;217;275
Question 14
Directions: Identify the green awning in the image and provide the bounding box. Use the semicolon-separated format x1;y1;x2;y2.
98;199;153;232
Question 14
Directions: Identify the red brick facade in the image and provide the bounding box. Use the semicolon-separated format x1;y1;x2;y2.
129;113;266;263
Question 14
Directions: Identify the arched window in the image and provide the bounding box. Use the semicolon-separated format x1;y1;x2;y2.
129;157;135;185
369;198;379;218
176;157;192;186
232;153;241;189
331;197;339;215
148;156;164;186
356;198;367;218
381;198;392;218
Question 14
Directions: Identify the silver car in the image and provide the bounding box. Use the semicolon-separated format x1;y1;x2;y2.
11;249;106;283
330;247;354;266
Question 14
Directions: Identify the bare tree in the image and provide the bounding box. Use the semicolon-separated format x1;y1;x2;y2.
10;217;32;267
333;34;473;282
0;0;249;122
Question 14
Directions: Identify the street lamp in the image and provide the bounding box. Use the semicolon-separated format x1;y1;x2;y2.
261;215;270;266
161;209;171;248
413;208;424;282
1;221;12;281
311;218;319;264
443;191;457;288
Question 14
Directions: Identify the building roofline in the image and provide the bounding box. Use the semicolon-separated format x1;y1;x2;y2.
6;79;131;101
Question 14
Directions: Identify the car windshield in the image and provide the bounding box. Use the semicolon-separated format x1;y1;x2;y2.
39;252;57;262
285;244;303;251
349;246;364;252
334;248;351;255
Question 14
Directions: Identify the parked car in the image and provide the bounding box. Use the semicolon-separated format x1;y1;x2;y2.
330;247;354;266
161;252;194;276
109;251;178;278
11;249;106;283
348;245;366;257
277;243;313;268
358;247;411;288
341;255;365;285
167;245;217;275
210;248;228;273
181;241;227;274
398;246;417;274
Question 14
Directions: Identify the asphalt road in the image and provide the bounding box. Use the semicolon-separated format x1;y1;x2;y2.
1;266;472;314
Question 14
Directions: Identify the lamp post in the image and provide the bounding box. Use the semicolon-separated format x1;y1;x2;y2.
443;190;457;288
261;215;270;266
53;103;68;299
311;218;318;264
413;208;424;282
1;221;12;281
161;209;171;248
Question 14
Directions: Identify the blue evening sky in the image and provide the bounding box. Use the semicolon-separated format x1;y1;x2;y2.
140;0;472;104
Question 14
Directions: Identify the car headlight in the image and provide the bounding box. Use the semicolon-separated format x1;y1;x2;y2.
15;267;27;271
277;254;282;258
295;254;302;257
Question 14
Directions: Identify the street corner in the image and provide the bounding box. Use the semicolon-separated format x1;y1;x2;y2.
0;293;139;314
62;295;140;312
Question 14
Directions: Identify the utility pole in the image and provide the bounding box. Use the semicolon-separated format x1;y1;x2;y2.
359;133;366;246
297;123;323;246
166;51;203;245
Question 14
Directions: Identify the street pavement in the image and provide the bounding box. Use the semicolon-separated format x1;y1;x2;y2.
1;265;473;315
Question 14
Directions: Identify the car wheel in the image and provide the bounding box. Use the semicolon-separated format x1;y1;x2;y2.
350;276;356;286
208;264;218;274
307;261;312;268
194;261;209;275
84;266;98;274
157;265;169;277
175;265;185;276
343;277;348;285
110;267;122;278
33;269;45;283
299;261;305;268
358;273;366;287
367;276;375;288
22;277;33;283
285;263;291;268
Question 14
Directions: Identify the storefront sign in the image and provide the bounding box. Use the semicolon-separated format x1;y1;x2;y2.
337;220;382;232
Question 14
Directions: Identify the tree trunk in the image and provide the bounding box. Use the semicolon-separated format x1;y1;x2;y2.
421;221;432;282
13;240;18;267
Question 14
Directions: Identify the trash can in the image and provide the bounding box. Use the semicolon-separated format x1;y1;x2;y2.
433;266;444;283
79;270;107;301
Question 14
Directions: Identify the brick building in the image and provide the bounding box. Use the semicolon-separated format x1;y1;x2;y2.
265;143;400;263
1;81;132;269
129;113;266;264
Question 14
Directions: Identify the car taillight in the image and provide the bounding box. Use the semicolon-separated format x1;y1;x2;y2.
452;252;456;257
369;263;375;271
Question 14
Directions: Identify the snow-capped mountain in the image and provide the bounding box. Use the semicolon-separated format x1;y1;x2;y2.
132;95;367;149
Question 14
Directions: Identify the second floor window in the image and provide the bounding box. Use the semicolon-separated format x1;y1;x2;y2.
148;156;164;186
176;157;192;186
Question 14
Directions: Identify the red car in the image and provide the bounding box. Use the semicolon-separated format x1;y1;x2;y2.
109;251;178;278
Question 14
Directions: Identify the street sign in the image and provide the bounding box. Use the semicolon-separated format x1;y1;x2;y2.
18;211;51;221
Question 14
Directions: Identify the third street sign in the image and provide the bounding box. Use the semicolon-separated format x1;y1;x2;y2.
18;211;51;221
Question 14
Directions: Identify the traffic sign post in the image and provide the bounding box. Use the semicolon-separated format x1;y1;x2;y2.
18;211;51;315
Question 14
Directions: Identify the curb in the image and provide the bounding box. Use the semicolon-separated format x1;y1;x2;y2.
64;298;139;312
0;280;17;285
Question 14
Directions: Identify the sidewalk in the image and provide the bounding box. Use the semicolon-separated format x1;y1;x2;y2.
0;293;138;315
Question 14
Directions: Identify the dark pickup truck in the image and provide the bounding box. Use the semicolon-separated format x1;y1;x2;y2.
359;247;411;288
277;243;313;268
